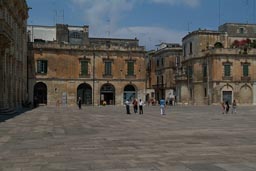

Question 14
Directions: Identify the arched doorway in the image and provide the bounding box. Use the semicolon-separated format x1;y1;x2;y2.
221;85;233;104
34;82;47;104
100;83;115;105
239;85;252;104
123;85;137;102
77;83;92;105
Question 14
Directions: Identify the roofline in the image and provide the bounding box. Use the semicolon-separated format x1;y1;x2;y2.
89;37;139;41
182;29;221;41
220;22;256;26
27;24;89;28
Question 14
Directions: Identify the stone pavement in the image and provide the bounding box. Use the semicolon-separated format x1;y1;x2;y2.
0;105;256;171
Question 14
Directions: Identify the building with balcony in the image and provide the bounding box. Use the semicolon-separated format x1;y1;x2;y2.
0;0;29;113
27;24;146;106
146;43;182;104
177;23;256;105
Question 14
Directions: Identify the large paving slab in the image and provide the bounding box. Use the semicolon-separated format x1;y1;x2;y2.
0;105;256;171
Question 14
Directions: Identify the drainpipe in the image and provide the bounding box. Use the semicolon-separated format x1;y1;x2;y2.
93;52;95;106
207;55;211;105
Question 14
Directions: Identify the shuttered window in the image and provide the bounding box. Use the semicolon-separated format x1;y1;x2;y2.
81;60;88;76
37;60;48;74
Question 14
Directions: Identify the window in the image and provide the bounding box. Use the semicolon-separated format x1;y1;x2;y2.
203;65;207;77
239;27;244;34
183;44;187;57
161;58;164;66
104;61;112;76
37;60;47;74
127;61;134;76
224;64;231;77
81;60;89;76
189;42;193;54
71;32;81;39
157;59;159;67
188;66;193;79
243;64;249;77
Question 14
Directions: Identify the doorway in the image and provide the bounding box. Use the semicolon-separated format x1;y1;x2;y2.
34;82;47;104
100;84;115;105
77;83;92;105
222;91;232;104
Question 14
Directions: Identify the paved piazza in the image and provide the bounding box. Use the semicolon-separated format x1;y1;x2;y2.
1;105;256;171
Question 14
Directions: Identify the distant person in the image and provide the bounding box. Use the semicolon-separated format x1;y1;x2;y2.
78;97;82;109
232;99;237;114
125;100;130;114
56;99;60;108
139;99;144;114
225;101;230;114
132;98;138;114
221;101;225;114
160;98;166;115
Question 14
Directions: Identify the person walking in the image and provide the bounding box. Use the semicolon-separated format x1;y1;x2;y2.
139;99;144;114
232;99;237;114
225;101;230;114
132;98;138;114
78;97;82;109
160;98;166;115
125;99;131;114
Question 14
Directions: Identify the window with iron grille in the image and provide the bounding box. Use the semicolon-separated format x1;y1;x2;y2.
224;64;231;77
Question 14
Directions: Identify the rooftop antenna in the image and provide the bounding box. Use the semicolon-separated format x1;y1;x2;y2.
218;0;221;26
253;0;255;23
106;18;110;38
244;0;249;23
187;22;192;32
54;9;64;24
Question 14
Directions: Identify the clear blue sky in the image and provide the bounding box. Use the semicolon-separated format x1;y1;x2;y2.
27;0;256;50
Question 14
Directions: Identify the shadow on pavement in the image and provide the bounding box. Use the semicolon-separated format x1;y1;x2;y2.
0;107;32;123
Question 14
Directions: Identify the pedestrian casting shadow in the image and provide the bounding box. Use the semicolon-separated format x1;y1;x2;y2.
0;107;32;123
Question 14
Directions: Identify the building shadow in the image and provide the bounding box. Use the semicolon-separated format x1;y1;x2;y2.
0;107;32;123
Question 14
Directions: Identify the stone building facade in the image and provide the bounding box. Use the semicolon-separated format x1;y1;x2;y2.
28;24;146;106
0;0;28;113
176;23;256;105
146;43;182;104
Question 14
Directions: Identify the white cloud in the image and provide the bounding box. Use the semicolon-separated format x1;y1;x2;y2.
69;0;194;49
150;0;200;8
111;26;185;50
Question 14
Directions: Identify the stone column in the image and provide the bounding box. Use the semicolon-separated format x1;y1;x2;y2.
253;82;256;105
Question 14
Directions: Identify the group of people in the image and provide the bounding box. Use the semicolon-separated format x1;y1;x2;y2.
125;99;144;114
221;99;237;114
125;98;167;115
